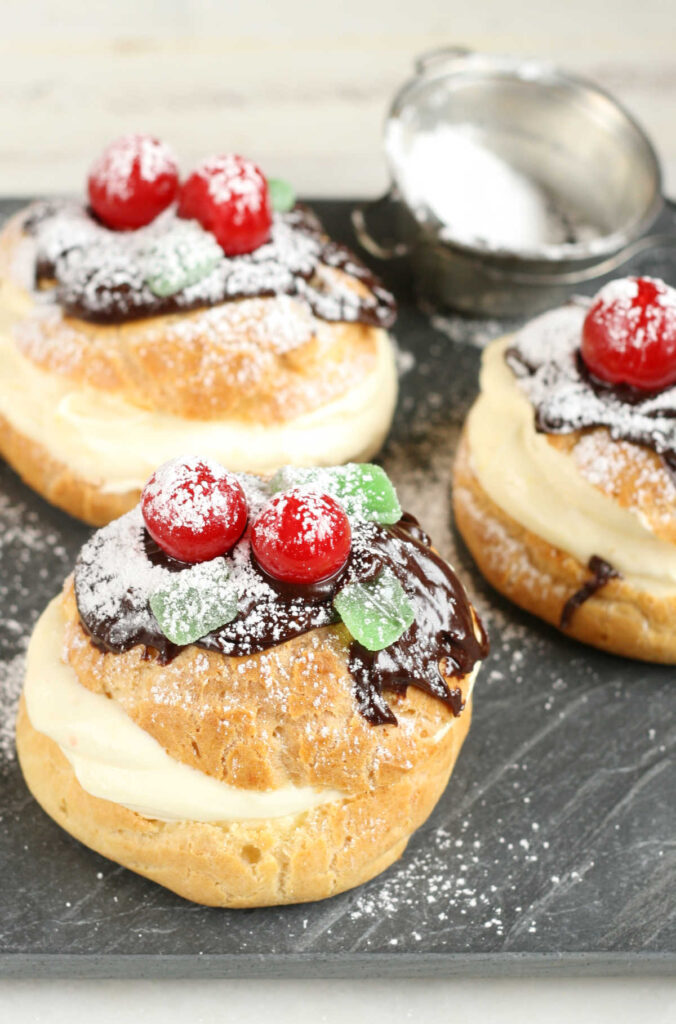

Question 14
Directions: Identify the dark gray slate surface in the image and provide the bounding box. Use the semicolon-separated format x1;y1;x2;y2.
0;199;674;978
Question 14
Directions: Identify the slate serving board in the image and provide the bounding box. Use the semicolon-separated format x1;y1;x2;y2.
0;199;674;979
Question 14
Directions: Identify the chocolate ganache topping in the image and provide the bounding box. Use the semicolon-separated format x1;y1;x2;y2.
23;200;396;329
505;303;676;478
74;479;487;727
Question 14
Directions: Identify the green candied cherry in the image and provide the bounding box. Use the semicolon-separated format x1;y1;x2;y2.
269;464;401;525
333;569;414;652
150;559;238;646
145;221;223;297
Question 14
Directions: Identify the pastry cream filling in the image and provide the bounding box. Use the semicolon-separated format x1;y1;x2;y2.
0;312;397;491
24;599;344;823
25;600;473;822
467;337;676;596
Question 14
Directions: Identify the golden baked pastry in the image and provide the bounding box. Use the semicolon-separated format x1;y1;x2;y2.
0;138;398;526
17;459;487;906
454;277;676;662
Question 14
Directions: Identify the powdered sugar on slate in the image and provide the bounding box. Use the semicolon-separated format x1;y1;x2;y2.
0;653;25;767
0;488;71;768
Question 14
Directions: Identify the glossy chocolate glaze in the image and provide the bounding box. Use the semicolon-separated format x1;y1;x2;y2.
560;555;622;629
24;201;396;329
75;511;488;727
348;517;488;725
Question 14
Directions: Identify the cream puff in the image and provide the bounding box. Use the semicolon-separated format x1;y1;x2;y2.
454;276;676;662
0;135;397;526
16;457;487;907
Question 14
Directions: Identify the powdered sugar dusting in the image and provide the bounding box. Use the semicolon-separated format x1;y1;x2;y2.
199;155;266;218
508;302;676;467
428;308;507;350
255;488;346;548
143;456;244;535
74;470;348;655
589;276;676;354
573;429;676;530
24;201;395;329
89;134;177;201
346;815;586;945
74;492;375;658
75;509;166;646
595;277;640;305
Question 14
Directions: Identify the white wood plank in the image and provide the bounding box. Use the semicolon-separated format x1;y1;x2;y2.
0;0;673;196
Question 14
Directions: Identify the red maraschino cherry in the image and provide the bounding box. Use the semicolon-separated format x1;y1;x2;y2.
178;154;272;255
581;277;676;391
88;134;179;230
141;456;248;563
251;489;351;584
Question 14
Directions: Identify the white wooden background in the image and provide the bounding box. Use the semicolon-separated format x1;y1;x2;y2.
0;0;674;199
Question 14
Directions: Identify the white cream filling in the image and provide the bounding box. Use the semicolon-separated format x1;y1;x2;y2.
467;337;676;596
24;599;343;823
0;317;397;492
24;598;475;821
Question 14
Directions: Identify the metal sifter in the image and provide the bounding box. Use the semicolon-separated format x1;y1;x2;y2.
354;48;674;316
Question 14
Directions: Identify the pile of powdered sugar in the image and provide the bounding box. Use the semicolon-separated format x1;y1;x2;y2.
387;121;603;254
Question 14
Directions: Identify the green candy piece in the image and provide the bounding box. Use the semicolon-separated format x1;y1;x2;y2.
333;569;414;652
338;464;402;523
269;464;401;524
268;178;296;213
145;222;222;297
149;559;238;646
